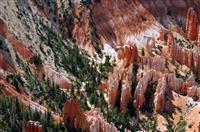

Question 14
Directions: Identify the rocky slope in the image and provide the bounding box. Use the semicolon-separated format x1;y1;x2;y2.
0;0;200;132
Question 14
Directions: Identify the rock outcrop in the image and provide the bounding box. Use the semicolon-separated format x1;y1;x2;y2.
107;67;121;107
186;8;198;41
31;64;71;89
154;76;167;113
64;100;118;132
140;55;166;72
26;120;42;132
133;70;160;109
166;32;200;79
134;69;199;113
117;45;139;68
120;68;132;110
85;107;118;132
64;100;88;130
187;86;200;100
106;45;138;110
170;42;200;79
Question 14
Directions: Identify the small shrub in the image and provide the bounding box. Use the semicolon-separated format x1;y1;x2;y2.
141;48;145;56
30;54;43;66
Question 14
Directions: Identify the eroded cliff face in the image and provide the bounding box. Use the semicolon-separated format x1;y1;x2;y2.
140;0;200;28
92;0;163;48
106;45;138;110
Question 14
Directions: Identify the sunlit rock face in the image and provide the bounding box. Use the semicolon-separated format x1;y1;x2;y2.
186;8;198;41
133;68;198;113
64;100;118;132
64;100;89;130
26;120;42;132
120;67;132;110
169;39;200;79
197;25;200;49
154;76;167;113
171;44;194;69
106;45;138;110
167;33;174;56
85;107;118;132
107;67;121;107
140;56;166;72
187;86;200;100
31;64;71;89
92;0;163;48
133;70;160;109
117;45;139;68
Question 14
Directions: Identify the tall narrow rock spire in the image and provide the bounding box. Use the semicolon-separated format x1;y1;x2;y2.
186;8;198;41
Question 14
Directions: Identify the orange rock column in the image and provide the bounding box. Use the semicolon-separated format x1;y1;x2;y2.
197;25;200;49
167;33;174;56
186;8;198;41
26;120;42;132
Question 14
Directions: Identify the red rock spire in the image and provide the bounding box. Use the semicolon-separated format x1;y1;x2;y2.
197;25;200;49
26;120;42;132
186;8;198;41
167;32;174;56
